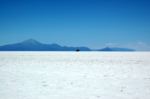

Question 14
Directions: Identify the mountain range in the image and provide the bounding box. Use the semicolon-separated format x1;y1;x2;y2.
0;39;135;51
99;47;135;51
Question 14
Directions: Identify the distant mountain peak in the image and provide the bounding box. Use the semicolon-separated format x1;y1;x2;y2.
100;47;113;51
21;39;42;45
99;47;135;51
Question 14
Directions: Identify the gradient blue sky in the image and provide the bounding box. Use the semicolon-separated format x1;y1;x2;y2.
0;0;150;50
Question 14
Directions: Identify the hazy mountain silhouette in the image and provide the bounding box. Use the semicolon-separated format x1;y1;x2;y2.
0;39;135;51
99;47;135;51
0;39;91;51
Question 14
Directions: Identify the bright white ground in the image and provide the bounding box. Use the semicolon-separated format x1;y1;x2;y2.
0;52;150;99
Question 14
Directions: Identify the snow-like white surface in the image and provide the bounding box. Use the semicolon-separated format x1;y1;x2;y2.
0;52;150;99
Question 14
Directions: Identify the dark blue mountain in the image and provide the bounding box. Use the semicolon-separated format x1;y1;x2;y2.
99;47;135;51
0;39;91;51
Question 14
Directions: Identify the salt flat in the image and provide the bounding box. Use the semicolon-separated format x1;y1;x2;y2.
0;52;150;99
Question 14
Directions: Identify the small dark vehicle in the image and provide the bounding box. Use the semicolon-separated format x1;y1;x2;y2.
76;49;80;52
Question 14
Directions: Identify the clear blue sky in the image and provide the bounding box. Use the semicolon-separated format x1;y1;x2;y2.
0;0;150;50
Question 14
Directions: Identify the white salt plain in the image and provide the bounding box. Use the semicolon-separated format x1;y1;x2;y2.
0;52;150;99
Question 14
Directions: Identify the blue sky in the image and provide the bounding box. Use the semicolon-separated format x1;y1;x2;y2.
0;0;150;50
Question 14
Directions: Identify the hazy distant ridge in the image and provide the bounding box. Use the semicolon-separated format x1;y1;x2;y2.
0;39;134;51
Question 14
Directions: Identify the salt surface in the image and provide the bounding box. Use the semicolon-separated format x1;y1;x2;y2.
0;52;150;99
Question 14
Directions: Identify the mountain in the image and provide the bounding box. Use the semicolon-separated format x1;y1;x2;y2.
0;39;91;51
99;47;135;51
0;39;135;51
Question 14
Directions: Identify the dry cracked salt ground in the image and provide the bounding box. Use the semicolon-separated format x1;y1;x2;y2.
0;52;150;99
